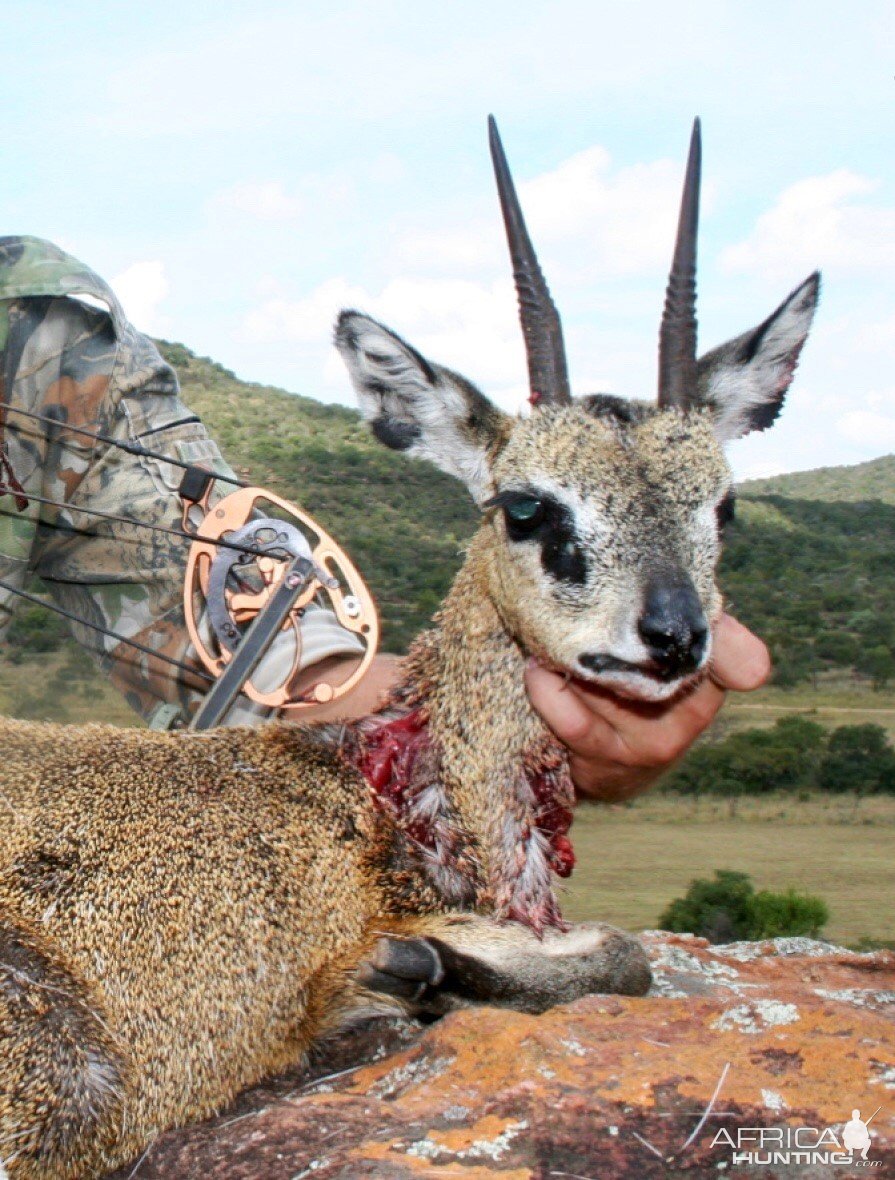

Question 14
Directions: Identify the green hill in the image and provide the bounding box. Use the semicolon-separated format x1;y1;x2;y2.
166;344;894;690
721;493;895;688
158;342;478;653
743;455;895;505
3;342;894;709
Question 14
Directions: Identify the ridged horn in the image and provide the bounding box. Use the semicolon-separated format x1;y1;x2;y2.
658;117;701;409
488;115;571;406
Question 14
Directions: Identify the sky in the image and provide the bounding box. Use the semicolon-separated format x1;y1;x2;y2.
3;0;893;480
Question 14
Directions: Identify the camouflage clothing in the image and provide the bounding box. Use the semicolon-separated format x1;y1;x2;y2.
0;237;360;727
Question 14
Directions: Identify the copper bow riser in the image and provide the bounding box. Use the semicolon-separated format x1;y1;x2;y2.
183;484;379;713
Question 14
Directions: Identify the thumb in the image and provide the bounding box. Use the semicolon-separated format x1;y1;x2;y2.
709;613;771;692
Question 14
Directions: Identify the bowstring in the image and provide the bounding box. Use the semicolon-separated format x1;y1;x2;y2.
0;412;253;693
0;403;248;488
0;501;168;552
0;574;214;686
0;410;395;697
0;485;289;562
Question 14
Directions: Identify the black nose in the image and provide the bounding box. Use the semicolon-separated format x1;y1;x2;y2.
638;576;708;676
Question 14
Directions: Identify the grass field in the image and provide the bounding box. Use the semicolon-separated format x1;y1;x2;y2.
0;654;139;727
563;793;895;945
723;683;895;740
6;654;894;730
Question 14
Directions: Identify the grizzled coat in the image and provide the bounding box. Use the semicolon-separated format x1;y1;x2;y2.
0;706;649;1179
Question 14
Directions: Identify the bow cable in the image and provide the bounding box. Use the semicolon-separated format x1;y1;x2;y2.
0;410;379;712
0;484;294;563
0;574;214;685
0;404;249;489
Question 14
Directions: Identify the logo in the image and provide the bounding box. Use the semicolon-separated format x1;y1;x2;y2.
711;1107;882;1168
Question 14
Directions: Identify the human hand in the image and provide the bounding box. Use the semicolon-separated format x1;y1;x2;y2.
524;614;771;802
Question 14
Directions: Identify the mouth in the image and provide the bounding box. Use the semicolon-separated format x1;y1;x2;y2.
568;653;709;702
577;653;686;682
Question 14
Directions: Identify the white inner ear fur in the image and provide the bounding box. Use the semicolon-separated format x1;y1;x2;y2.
350;321;433;398
337;313;499;503
701;275;818;443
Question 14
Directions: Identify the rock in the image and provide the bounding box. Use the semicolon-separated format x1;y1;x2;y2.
110;935;894;1178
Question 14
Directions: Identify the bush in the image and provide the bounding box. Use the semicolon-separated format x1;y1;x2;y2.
748;889;829;939
7;604;68;654
659;870;755;943
659;870;829;943
815;631;857;664
817;724;895;794
856;645;895;690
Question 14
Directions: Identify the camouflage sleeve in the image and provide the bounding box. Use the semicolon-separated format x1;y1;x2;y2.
0;237;363;729
0;306;40;635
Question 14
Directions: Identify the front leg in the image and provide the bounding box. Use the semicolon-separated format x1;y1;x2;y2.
356;913;651;1016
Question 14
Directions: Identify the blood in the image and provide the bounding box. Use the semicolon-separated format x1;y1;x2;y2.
353;707;430;814
528;764;576;878
350;708;575;928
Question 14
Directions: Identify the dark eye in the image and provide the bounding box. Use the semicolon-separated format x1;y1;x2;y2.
503;496;545;536
506;497;543;524
716;492;736;532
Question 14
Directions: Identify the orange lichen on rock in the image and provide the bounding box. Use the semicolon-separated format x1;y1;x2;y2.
109;934;895;1179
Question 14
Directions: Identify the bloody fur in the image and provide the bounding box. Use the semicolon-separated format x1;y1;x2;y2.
348;695;575;934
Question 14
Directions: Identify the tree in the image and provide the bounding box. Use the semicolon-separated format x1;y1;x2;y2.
661;714;826;797
815;631;857;664
817;725;895;794
856;645;895;691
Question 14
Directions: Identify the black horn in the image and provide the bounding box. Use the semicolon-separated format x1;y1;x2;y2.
488;115;571;407
657;117;701;409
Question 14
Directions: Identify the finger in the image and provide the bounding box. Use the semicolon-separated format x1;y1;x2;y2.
709;613;771;692
532;660;729;764
524;663;629;761
527;664;697;768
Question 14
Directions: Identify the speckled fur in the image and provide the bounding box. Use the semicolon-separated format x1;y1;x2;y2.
0;704;644;1177
334;280;817;938
484;404;729;670
0;719;417;1176
0;407;727;1178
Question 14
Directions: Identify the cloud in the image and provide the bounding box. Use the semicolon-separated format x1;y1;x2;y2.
237;137;720;411
722;170;895;280
242;277;369;345
240;273;528;405
836;409;895;451
208;181;303;222
518;149;692;278
395;147;694;283
91;6;718;139
110;260;170;335
856;311;895;355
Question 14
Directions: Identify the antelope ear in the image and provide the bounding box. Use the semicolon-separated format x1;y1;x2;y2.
334;310;510;503
695;272;820;442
